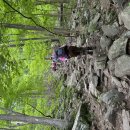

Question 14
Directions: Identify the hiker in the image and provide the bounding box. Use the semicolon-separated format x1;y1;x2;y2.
51;45;95;71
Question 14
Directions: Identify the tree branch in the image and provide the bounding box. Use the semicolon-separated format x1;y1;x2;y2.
27;103;53;118
2;0;69;37
0;107;25;116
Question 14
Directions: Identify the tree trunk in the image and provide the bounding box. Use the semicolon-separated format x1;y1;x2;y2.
1;23;71;36
0;128;20;130
36;0;69;5
32;13;68;17
0;114;70;129
7;37;49;43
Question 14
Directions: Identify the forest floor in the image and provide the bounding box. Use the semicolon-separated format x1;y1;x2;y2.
54;0;130;130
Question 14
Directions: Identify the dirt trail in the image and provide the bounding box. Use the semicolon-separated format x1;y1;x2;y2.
56;0;130;129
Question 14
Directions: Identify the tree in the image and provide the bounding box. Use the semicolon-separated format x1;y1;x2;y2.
36;0;69;5
0;114;72;129
1;23;72;36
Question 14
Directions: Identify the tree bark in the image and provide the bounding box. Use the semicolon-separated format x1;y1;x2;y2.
7;37;49;43
36;0;69;5
1;23;71;36
32;13;68;17
0;114;70;129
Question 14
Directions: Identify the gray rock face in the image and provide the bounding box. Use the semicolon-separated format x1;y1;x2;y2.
100;36;112;51
104;106;117;126
108;37;128;60
75;122;89;130
88;73;99;97
99;89;124;105
115;55;130;77
107;60;116;75
94;51;107;70
111;76;122;88
66;70;80;86
102;24;119;38
88;13;100;33
112;0;124;9
122;109;130;130
72;103;90;130
118;6;130;30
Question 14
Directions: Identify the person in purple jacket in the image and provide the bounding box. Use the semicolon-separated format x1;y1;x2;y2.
51;45;95;71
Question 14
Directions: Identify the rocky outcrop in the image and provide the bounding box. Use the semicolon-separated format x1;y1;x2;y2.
100;36;112;51
122;110;130;130
115;55;130;77
99;89;124;105
108;37;128;60
118;6;130;30
66;69;80;87
102;24;119;38
88;13;100;33
60;1;130;130
94;50;107;70
72;103;90;130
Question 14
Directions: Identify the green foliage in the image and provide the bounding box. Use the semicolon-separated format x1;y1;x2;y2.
0;0;76;129
0;45;19;97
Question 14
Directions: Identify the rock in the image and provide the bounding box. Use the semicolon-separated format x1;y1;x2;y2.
120;80;129;94
99;89;124;105
108;37;128;60
92;13;101;24
124;31;130;38
88;73;100;97
111;76;122;88
112;0;124;9
77;36;82;47
76;122;89;130
81;10;90;25
72;103;90;130
104;106;117;126
66;70;80;86
88;73;99;87
100;36;112;51
122;109;130;130
88;13;100;33
102;24;119;38
118;6;130;30
121;80;129;89
99;0;110;10
115;55;130;77
107;60;116;75
94;50;107;70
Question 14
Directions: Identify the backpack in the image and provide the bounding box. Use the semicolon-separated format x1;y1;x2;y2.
55;47;67;58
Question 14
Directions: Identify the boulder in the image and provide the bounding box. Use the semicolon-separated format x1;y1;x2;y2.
102;24;119;38
88;73;100;97
111;76;122;88
112;0;123;9
94;50;107;70
77;36;82;47
72;103;90;130
118;6;130;30
88;13;100;33
107;60;116;75
66;70;80;86
108;37;128;60
104;106;117;126
115;55;130;77
122;109;130;130
100;36;112;51
124;31;130;38
99;0;110;10
99;89;124;105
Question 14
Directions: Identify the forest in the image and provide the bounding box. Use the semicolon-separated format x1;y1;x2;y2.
1;0;130;130
0;0;75;129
